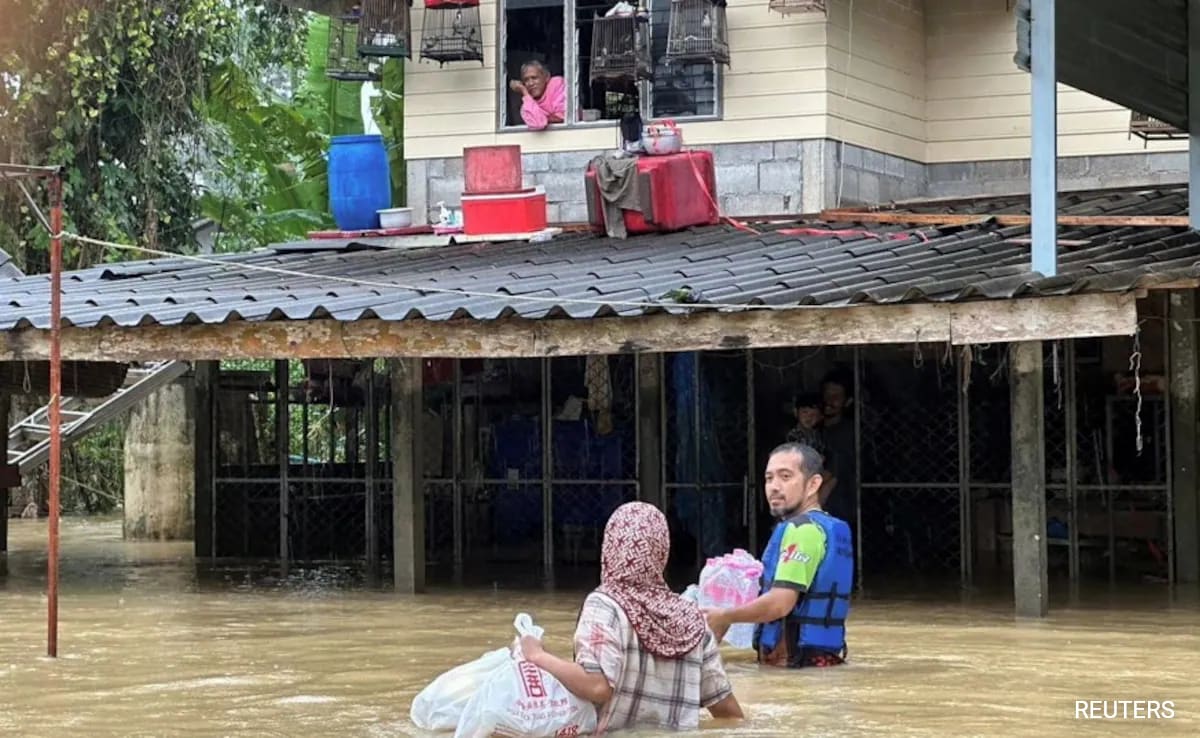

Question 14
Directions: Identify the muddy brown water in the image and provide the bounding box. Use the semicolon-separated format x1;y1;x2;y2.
1;517;1198;737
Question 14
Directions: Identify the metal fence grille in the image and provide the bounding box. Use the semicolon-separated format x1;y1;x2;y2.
663;351;753;572
859;346;962;578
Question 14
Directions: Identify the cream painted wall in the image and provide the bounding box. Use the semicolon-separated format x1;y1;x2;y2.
826;0;926;162
924;0;1186;163
403;0;830;160
404;0;1184;166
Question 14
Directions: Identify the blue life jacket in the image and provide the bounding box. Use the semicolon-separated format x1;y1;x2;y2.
754;509;853;661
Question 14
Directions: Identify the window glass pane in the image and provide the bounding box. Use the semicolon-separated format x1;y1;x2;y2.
502;0;566;127
575;0;640;121
648;0;717;118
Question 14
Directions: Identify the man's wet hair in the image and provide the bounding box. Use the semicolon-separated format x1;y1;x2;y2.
769;442;824;476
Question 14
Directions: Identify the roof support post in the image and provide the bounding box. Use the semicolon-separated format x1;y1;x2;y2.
1190;0;1200;229
1010;341;1048;618
1030;0;1058;276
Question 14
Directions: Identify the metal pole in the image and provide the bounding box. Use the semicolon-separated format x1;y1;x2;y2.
365;361;379;579
47;171;63;659
694;353;703;567
1030;0;1058;276
958;347;972;588
541;358;554;587
1163;293;1175;586
452;359;464;571
1065;340;1080;582
746;349;757;553
1190;0;1200;229
275;360;290;572
853;347;864;592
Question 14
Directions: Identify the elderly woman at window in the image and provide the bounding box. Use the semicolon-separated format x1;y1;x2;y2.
509;60;565;130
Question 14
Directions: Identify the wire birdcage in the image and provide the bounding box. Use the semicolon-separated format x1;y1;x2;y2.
358;0;413;59
1129;110;1186;143
590;13;654;85
768;0;827;15
420;0;484;66
327;13;380;82
665;0;730;66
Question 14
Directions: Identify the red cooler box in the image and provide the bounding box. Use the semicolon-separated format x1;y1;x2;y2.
462;186;548;235
585;150;719;235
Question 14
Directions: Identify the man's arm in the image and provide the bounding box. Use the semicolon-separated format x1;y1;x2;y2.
705;522;825;637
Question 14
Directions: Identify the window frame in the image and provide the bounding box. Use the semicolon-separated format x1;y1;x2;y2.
494;0;723;133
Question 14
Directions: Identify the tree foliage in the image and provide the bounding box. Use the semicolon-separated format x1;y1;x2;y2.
0;0;309;271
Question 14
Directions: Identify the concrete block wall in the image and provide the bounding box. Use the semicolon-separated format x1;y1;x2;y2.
406;142;1185;224
927;151;1188;199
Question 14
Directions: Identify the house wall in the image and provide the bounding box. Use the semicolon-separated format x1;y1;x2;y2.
404;0;1187;217
923;0;1186;195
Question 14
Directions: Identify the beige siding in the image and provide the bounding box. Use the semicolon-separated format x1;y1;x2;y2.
925;0;1186;162
404;0;830;160
826;0;926;162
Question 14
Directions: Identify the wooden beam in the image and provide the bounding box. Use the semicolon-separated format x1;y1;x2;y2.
390;358;425;594
1010;341;1048;618
0;294;1139;362
1169;290;1200;583
820;210;1191;228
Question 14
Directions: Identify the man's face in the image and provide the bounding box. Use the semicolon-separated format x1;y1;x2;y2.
522;66;549;99
796;406;821;429
764;450;820;518
823;381;847;419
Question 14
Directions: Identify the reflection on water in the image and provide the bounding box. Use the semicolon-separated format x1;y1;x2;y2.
2;517;1199;737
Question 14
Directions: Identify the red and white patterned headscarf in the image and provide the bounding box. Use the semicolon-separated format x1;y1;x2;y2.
596;502;707;659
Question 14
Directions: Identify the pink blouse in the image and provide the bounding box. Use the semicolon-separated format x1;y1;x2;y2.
520;76;567;130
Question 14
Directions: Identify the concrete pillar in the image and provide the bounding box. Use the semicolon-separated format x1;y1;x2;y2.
1169;291;1200;583
390;358;425;594
123;379;195;541
637;353;664;511
1010;342;1048;617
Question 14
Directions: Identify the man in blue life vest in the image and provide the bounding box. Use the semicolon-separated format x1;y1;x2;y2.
703;442;853;668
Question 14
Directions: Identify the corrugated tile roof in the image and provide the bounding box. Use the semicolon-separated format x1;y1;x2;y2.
1;186;1196;331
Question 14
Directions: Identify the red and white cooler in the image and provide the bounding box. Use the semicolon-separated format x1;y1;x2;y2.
461;186;548;235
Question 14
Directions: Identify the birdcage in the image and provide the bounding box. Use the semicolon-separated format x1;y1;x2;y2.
1129;110;1186;143
768;0;827;14
665;0;730;66
420;0;484;66
590;12;654;84
358;0;413;59
327;12;380;81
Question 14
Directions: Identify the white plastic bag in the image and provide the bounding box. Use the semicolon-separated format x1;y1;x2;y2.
454;614;598;738
698;549;763;649
410;647;512;731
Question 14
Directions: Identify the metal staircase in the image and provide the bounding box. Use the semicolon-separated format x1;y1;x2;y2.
6;361;191;476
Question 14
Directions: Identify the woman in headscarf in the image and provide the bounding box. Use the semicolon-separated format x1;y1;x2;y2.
520;502;744;733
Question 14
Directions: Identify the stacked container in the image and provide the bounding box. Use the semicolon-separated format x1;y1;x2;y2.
460;145;549;235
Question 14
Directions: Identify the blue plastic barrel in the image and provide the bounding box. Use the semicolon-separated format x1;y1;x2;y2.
328;134;392;231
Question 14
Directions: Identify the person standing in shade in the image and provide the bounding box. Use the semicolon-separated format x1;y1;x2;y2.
820;370;858;529
703;443;853;668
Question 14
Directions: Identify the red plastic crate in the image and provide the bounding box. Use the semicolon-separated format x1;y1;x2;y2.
462;186;548;235
464;145;524;195
585;150;719;235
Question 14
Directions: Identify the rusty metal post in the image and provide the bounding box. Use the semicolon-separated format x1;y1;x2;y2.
48;171;63;658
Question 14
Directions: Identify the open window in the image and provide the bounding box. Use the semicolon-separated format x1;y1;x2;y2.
499;0;720;129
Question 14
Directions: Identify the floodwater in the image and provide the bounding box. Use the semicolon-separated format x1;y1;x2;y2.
1;518;1199;737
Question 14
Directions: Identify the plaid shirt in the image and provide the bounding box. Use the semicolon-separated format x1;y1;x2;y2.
574;592;733;733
